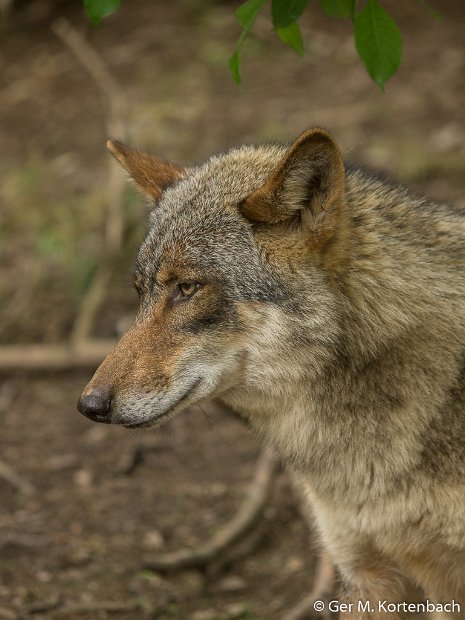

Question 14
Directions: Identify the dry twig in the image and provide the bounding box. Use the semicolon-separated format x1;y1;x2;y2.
52;19;126;140
114;438;168;475
143;446;279;572
48;601;145;618
52;18;128;345
283;473;336;620
0;22;129;371
0;534;49;552
0;340;116;373
282;552;335;620
26;595;62;615
68;264;114;347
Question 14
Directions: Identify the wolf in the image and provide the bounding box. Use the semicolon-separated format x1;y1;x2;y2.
78;128;465;618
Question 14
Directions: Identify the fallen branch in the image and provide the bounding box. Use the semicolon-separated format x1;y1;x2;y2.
143;447;279;572
26;595;62;615
283;473;336;620
0;340;116;373
0;534;49;551
114;438;167;475
49;601;146;618
282;552;335;620
212;521;266;572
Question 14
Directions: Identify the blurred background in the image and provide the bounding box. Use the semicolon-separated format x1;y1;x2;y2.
0;1;464;618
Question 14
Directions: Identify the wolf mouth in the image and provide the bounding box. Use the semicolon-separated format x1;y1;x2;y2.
123;378;203;429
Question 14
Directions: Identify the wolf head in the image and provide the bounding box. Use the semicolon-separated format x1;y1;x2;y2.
77;129;347;428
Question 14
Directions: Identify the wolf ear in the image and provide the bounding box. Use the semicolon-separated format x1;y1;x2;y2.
107;140;185;200
240;128;345;227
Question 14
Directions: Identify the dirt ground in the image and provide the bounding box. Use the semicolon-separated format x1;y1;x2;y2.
1;1;465;618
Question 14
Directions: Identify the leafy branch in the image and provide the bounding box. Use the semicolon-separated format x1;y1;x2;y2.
230;0;404;89
82;0;442;90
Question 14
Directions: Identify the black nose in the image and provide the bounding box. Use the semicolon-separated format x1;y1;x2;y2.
77;387;112;423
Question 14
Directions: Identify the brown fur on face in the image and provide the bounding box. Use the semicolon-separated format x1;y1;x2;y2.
79;128;465;612
82;265;244;427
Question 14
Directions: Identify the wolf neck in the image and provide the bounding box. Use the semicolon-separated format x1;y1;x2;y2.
221;170;462;504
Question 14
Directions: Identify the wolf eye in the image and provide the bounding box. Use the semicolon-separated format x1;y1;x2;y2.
178;282;200;298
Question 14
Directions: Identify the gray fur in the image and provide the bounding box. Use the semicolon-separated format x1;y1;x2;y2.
80;131;465;617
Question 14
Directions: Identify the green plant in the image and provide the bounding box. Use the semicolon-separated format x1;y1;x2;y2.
83;0;120;25
82;0;441;90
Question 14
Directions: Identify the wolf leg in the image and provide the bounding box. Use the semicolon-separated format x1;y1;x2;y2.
335;542;425;620
403;546;465;620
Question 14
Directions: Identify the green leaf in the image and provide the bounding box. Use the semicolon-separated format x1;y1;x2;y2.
354;0;403;89
236;0;267;28
276;22;304;56
83;0;121;25
229;0;267;84
271;0;309;29
320;0;355;19
228;50;242;84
